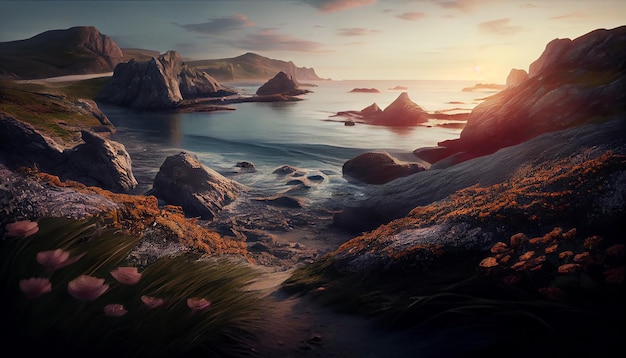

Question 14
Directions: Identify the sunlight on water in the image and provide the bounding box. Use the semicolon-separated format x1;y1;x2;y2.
103;80;490;205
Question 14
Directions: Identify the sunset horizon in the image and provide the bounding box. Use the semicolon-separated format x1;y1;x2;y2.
1;0;625;83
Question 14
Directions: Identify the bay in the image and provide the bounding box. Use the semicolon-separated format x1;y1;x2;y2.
102;79;493;206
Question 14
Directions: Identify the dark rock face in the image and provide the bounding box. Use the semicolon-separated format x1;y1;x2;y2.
342;151;426;185
150;152;245;220
97;51;236;109
429;25;626;166
0;26;123;79
0;112;136;192
256;71;311;96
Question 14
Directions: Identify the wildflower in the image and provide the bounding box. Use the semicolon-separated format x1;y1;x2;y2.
479;256;498;268
187;297;211;311
110;267;142;285
557;263;580;274
19;277;52;298
141;295;165;309
104;304;127;317
5;220;39;238
68;275;109;301
36;249;82;270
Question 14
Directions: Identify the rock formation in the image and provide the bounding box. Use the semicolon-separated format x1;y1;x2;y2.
256;71;312;96
342;151;426;185
415;25;626;167
505;68;528;87
0;26;123;79
0;112;137;192
333;92;429;126
96;50;237;109
149;152;245;220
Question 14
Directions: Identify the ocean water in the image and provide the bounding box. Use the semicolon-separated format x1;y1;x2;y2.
101;79;494;207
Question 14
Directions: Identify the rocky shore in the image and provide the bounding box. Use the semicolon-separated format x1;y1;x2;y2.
1;25;625;358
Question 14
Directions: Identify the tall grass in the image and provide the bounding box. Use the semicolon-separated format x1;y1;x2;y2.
1;217;264;357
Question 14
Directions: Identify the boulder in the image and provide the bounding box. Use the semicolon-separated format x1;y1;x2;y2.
0;112;136;192
342;151;426;185
97;50;236;109
256;71;311;96
60;130;137;192
150;152;245;220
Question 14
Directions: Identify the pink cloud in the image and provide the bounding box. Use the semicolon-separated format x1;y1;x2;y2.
478;18;523;35
240;29;326;52
174;14;254;34
302;0;377;13
397;12;427;21
337;27;380;36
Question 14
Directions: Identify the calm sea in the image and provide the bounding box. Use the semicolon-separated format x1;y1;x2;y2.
100;79;494;207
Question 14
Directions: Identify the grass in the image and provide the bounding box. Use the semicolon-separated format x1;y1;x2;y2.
0;80;104;143
1;217;264;358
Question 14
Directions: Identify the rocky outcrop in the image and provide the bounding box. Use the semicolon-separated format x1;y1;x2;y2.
0;26;123;79
342;151;426;185
417;26;626;167
505;68;528;87
333;92;429;126
150;152;245;220
334;115;625;233
96;51;237;109
256;71;312;96
0;112;136;192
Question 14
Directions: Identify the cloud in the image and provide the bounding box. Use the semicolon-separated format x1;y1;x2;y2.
437;0;496;12
549;12;585;20
301;0;376;13
337;27;380;36
173;14;253;34
239;28;325;52
478;18;523;35
396;12;426;21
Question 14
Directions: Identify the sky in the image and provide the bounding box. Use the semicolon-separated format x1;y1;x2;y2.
0;0;624;82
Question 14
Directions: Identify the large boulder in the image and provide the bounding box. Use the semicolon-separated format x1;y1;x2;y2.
342;151;426;185
96;51;236;109
505;68;528;88
150;152;245;220
428;25;626;167
256;71;311;96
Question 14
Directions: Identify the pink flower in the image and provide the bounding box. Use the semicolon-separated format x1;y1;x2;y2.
187;297;211;311
19;277;52;298
141;295;165;309
110;267;142;285
104;304;127;317
5;220;39;238
68;275;109;301
36;249;82;270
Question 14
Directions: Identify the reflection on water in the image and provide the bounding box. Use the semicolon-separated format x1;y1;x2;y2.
100;80;480;203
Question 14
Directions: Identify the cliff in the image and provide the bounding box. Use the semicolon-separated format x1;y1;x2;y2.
187;52;325;82
255;71;312;96
419;25;626;167
0;26;123;79
96;50;237;109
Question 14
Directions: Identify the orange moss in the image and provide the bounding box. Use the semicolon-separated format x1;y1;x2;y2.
31;171;247;256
